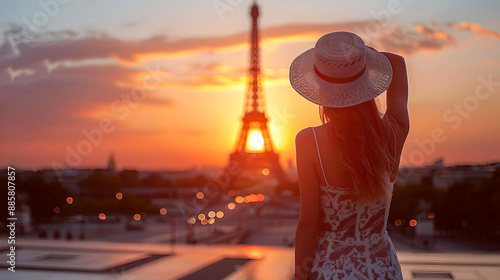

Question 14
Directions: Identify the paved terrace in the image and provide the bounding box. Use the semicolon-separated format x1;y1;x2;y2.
1;238;499;279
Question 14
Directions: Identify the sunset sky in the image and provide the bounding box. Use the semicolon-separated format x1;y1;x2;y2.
1;0;499;171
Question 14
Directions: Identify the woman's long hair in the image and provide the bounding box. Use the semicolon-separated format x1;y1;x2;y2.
319;99;396;202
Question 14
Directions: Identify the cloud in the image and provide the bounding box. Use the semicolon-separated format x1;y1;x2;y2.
376;24;457;55
0;20;391;73
121;20;142;28
0;25;249;70
416;24;455;41
1;19;470;75
152;62;287;90
482;59;500;65
452;21;500;40
0;64;173;144
6;66;35;82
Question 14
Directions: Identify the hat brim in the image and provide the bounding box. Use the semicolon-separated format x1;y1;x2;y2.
289;46;393;108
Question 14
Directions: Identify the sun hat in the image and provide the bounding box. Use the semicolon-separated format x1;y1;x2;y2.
289;31;393;108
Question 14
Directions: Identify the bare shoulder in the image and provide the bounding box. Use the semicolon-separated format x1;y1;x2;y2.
295;127;314;146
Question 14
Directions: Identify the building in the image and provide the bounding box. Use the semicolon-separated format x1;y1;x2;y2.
396;159;498;189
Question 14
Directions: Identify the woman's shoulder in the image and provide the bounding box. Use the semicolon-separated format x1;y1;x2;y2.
295;125;329;142
295;129;312;154
295;126;314;142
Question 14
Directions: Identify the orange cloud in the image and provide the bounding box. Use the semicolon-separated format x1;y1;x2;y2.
482;59;500;65
416;24;455;41
452;21;500;40
146;62;290;90
2;19;472;75
376;24;457;55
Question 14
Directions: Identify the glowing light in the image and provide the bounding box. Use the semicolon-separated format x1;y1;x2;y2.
242;193;264;203
256;193;265;201
196;192;204;199
409;219;417;227
235;196;244;203
99;213;106;220
461;220;468;228
428;212;435;219
227;203;236;210
198;213;206;220
208;211;215;218
262;168;270;176
54;207;60;214
395;219;402;226
245;247;263;259
245;128;264;152
116;192;123;200
187;217;196;224
160;208;167;215
208;218;215;224
66;197;73;204
134;214;141;221
216;211;224;218
201;219;208;225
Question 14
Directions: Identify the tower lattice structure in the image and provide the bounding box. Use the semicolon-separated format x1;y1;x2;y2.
218;1;289;192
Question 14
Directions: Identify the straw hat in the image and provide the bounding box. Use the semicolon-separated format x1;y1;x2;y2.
289;31;392;108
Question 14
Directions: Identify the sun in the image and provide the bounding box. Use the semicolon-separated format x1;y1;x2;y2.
245;128;265;152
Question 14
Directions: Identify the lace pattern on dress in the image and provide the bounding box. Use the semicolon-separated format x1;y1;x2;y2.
307;126;403;280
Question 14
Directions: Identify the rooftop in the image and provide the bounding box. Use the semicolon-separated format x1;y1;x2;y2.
1;238;499;280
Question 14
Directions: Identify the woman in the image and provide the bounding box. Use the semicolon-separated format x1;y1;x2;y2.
290;31;409;279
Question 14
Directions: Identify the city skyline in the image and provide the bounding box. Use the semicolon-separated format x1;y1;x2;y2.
1;0;499;170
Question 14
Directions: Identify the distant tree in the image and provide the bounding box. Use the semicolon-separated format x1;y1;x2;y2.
492;168;500;227
78;172;122;198
435;180;472;231
393;168;500;238
191;174;209;186
141;173;170;188
175;174;208;187
492;167;500;188
20;175;70;223
466;179;498;235
390;182;438;224
421;175;433;186
474;168;500;235
116;193;158;215
119;169;140;187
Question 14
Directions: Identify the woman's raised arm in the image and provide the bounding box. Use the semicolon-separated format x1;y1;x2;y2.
382;52;409;133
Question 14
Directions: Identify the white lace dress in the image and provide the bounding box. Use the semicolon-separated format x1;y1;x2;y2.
307;127;403;280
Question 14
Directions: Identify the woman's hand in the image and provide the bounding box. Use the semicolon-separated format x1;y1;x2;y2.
381;51;406;66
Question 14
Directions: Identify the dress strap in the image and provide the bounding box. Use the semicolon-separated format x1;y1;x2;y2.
311;127;329;186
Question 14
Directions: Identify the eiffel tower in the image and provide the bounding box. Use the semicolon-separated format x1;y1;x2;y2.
218;1;289;193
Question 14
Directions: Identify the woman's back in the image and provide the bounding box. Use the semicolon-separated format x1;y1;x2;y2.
307;125;402;280
309;124;352;188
